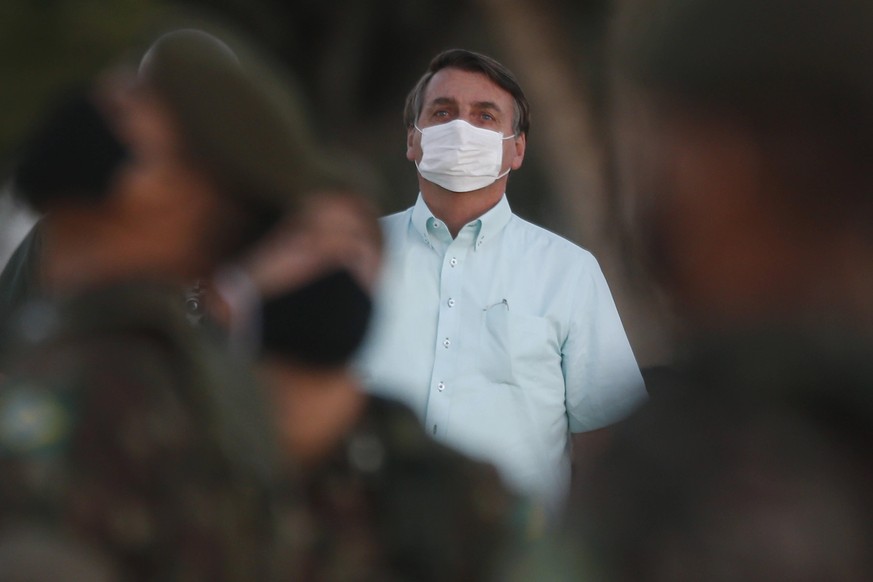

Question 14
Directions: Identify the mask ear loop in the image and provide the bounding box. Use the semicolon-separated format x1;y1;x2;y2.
413;124;425;175
496;132;518;179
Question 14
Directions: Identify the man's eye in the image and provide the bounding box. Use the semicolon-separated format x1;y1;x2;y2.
434;110;448;118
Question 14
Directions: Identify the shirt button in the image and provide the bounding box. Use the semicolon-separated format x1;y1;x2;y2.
437;381;445;392
450;257;458;267
433;220;441;229
447;298;455;307
443;338;451;348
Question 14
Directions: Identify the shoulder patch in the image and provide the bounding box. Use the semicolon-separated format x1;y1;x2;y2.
0;385;72;456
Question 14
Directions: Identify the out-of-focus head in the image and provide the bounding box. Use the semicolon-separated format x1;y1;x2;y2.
103;27;332;274
5;28;337;305
127;29;327;262
244;182;383;300
212;168;383;369
608;0;873;328
245;179;382;369
11;27;331;283
136;28;326;214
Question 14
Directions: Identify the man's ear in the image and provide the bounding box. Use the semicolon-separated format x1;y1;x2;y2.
406;125;418;162
510;133;526;170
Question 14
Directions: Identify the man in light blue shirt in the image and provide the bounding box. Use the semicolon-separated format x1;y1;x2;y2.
358;49;646;520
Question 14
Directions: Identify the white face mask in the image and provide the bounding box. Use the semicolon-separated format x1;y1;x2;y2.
415;119;515;192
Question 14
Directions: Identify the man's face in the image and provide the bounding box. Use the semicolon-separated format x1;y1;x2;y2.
115;87;215;207
106;82;230;275
406;67;526;177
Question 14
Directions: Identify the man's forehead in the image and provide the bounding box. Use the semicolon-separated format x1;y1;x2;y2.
423;67;512;108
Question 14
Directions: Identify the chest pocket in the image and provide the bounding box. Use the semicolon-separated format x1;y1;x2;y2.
477;306;557;386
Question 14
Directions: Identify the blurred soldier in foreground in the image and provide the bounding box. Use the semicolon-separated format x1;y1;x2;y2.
213;183;526;581
0;28;324;579
532;0;873;580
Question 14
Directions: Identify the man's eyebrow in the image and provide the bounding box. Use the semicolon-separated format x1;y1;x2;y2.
425;97;502;113
472;100;502;112
426;96;458;108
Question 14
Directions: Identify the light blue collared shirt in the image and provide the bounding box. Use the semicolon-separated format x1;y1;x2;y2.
357;194;646;515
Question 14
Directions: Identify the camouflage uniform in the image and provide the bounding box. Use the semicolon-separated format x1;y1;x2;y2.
272;394;528;582
0;282;279;581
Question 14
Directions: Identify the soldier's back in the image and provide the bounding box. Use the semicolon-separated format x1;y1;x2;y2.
0;282;279;581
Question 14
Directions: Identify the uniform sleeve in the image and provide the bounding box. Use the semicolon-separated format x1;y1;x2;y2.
561;254;647;432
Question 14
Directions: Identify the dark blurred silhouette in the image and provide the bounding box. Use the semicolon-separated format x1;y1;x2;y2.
609;0;873;338
546;1;873;580
0;27;328;580
568;332;873;581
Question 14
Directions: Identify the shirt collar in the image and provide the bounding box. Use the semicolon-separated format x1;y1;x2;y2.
471;194;512;251
410;193;513;251
411;193;437;246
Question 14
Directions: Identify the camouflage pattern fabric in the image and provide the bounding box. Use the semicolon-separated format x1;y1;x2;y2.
0;282;279;581
272;395;527;582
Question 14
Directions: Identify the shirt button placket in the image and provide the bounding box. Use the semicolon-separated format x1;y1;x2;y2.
426;239;466;440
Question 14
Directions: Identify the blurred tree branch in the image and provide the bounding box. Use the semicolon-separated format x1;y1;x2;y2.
476;0;673;365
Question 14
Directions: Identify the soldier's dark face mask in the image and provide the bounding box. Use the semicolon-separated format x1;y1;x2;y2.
260;268;373;368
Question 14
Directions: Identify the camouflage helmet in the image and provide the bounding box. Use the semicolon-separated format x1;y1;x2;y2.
138;28;331;213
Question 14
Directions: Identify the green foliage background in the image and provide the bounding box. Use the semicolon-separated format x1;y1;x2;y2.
0;0;166;164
